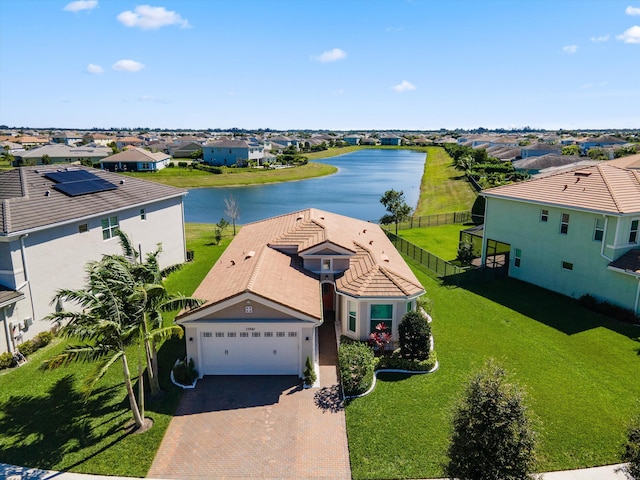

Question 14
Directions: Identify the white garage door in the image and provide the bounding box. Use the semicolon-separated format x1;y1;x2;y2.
200;328;300;375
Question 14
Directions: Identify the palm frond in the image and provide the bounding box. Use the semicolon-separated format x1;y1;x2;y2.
81;350;125;399
160;296;205;312
115;229;138;261
148;325;184;344
42;344;115;370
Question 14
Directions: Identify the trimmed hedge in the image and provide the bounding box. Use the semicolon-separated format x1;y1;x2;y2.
579;294;640;324
0;330;54;371
338;342;375;396
376;352;437;372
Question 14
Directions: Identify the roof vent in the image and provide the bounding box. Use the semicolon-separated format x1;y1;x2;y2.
245;250;255;260
45;190;50;197
120;179;125;184
381;253;390;263
369;240;374;245
296;215;303;221
229;260;236;266
363;229;367;234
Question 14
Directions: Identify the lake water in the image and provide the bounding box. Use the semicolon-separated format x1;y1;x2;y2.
184;149;426;224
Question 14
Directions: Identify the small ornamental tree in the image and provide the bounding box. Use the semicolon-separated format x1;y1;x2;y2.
398;310;431;360
303;356;316;386
445;359;538;480
368;322;392;356
620;409;640;480
379;189;412;235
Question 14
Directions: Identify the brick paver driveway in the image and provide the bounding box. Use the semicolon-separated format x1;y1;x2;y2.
148;320;351;479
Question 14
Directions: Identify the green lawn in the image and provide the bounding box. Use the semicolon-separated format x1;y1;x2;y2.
122;162;337;188
396;224;470;261
0;224;228;477
415;146;477;216
346;260;640;479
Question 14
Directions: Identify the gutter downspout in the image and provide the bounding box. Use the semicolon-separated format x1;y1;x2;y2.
19;234;37;324
635;278;640;316
2;307;12;354
600;215;613;262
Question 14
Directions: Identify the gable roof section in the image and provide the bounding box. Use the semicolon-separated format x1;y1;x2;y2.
483;163;640;215
0;166;186;235
179;209;424;322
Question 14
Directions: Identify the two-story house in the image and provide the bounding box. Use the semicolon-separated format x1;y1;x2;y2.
481;160;640;315
202;139;264;166
0;165;187;354
177;209;425;380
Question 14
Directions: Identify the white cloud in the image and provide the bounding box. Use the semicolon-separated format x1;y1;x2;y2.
617;25;640;43
63;0;97;12
590;34;610;42
385;27;404;32
563;45;578;54
86;63;103;74
391;80;416;93
117;5;190;30
112;59;145;72
313;48;347;63
626;5;640;15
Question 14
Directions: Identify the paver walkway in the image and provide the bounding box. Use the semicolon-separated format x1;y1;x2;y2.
147;317;350;479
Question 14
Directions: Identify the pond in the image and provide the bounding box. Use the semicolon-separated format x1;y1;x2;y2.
184;149;426;224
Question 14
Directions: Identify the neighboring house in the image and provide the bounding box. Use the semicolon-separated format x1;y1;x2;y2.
0;141;25;155
15;144;111;165
0;165;187;354
360;137;379;146
14;136;49;148
380;135;403;146
115;136;144;150
520;143;563;158
343;135;362;145
512;154;583;175
84;133;114;147
100;147;171;172
202;139;264;166
481;161;640;315
579;135;626;154
169;141;203;158
177;209;425;378
51;132;83;146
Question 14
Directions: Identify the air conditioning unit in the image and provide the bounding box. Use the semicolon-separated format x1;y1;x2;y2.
23;317;33;330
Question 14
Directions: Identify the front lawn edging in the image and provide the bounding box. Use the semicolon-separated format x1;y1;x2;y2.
343;358;439;400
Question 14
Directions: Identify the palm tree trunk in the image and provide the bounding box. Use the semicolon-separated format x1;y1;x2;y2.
142;318;161;396
121;353;144;429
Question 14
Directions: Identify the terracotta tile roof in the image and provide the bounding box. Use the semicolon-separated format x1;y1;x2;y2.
180;209;425;321
103;147;169;163
609;249;640;275
483;162;640;215
0;166;186;235
607;154;640;170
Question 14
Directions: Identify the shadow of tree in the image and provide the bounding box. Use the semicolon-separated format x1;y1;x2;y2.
0;375;122;469
314;384;344;413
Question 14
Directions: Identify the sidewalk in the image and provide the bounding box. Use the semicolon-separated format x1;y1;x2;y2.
1;462;630;479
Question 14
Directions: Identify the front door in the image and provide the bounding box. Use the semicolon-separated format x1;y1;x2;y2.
322;283;335;311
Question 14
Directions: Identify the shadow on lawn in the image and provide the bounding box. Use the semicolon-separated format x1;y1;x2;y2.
460;276;640;339
0;375;125;470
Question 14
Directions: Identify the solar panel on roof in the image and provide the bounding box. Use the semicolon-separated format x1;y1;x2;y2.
44;169;118;197
54;179;118;196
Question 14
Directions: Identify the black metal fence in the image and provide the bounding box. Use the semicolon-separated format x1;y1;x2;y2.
389;210;475;231
386;231;501;285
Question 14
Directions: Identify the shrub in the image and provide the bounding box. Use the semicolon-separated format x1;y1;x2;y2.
32;331;53;349
173;357;198;386
445;359;538;480
303;356;316;386
0;351;14;370
578;294;640;324
398;310;431;360
18;339;36;356
177;161;188;168
375;352;437;372
338;342;375;396
167;162;175;168
620;409;640;480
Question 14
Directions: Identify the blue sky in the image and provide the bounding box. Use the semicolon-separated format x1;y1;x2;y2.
1;0;639;130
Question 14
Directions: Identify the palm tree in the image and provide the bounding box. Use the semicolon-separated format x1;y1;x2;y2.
44;257;146;430
116;231;203;396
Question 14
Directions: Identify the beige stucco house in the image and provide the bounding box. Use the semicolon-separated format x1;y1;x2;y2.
0;166;187;354
177;208;425;379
